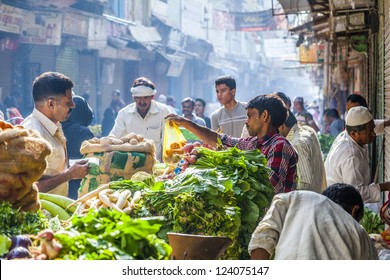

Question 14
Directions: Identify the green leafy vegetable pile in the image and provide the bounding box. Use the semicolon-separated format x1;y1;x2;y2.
136;146;274;259
359;207;385;234
0;201;48;237
318;134;336;159
55;208;171;260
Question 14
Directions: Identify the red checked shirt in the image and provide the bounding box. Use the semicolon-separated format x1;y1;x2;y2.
221;132;298;194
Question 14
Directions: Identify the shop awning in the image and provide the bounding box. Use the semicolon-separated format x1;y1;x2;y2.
277;0;329;15
129;25;162;43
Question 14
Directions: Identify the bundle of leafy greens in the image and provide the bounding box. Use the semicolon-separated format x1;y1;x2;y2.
318;134;336;159
360;207;385;234
0;201;48;237
136;147;274;259
55;208;171;260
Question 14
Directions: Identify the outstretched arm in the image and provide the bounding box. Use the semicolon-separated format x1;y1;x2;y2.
166;114;220;147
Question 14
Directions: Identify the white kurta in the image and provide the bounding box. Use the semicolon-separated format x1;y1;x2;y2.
110;100;171;161
324;132;380;203
248;191;378;260
287;124;327;193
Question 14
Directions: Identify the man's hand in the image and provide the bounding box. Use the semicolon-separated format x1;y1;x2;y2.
66;159;90;180
165;114;189;128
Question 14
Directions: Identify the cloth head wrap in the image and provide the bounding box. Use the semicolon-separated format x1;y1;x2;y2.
131;85;156;97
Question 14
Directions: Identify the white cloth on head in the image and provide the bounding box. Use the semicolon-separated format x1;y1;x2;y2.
248;191;378;260
131;85;156;97
109;100;171;161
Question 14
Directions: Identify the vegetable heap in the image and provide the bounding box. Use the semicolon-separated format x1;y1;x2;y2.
54;207;171;260
137;146;274;259
318;134;336;160
0;201;48;237
359;207;385;234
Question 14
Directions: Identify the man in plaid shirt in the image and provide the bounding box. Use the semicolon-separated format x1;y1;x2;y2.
167;94;298;194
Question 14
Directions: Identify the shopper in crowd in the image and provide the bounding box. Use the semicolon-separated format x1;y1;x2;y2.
110;77;171;161
249;183;378;260
62;94;95;199
167;93;298;194
181;97;206;126
325;106;390;205
4;95;24;125
112;89;126;109
293;96;320;132
241;91;291;138
62;94;94;158
346;94;390;135
21;71;90;196
194;98;211;128
101;90;126;137
210;75;247;137
279;111;326;193
323;108;344;137
167;95;181;115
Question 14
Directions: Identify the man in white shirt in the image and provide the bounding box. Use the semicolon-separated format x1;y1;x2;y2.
21;72;90;196
324;106;390;204
249;183;378;260
279;111;327;193
110;77;172;161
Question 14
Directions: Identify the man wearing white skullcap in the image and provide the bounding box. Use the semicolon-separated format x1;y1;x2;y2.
324;106;390;205
110;77;172;160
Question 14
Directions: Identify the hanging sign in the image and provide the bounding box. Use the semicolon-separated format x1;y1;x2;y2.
0;4;26;34
20;11;62;45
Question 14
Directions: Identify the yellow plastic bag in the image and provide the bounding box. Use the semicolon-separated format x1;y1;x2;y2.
163;120;187;163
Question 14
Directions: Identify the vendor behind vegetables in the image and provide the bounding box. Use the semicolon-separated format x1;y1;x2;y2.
21;71;90;196
109;76;172;161
166;93;298;194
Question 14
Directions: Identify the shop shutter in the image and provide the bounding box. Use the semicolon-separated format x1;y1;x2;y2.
56;47;77;83
0;51;12;100
383;0;390;181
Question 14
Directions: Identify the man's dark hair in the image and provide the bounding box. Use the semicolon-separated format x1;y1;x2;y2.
215;75;236;90
322;183;364;221
195;98;206;107
324;108;340;119
284;110;297;128
247;94;287;128
274;92;291;109
32;72;74;102
347;94;368;108
181;97;195;107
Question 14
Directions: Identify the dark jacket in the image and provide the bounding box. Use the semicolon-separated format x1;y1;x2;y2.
62;95;94;159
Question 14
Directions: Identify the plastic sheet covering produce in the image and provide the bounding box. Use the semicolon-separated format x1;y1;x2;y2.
163;120;186;164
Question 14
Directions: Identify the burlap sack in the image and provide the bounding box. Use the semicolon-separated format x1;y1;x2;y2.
13;183;40;212
0;122;51;211
78;151;155;198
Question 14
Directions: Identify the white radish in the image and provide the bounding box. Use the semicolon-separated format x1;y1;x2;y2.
116;190;132;209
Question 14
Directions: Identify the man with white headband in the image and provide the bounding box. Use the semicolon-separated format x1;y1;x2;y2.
110;77;171;160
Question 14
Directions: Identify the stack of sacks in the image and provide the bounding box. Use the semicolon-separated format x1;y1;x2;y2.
0;121;51;211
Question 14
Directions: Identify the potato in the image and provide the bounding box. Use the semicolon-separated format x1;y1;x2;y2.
110;138;124;145
127;133;137;139
100;136;111;145
129;138;138;145
136;134;144;142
